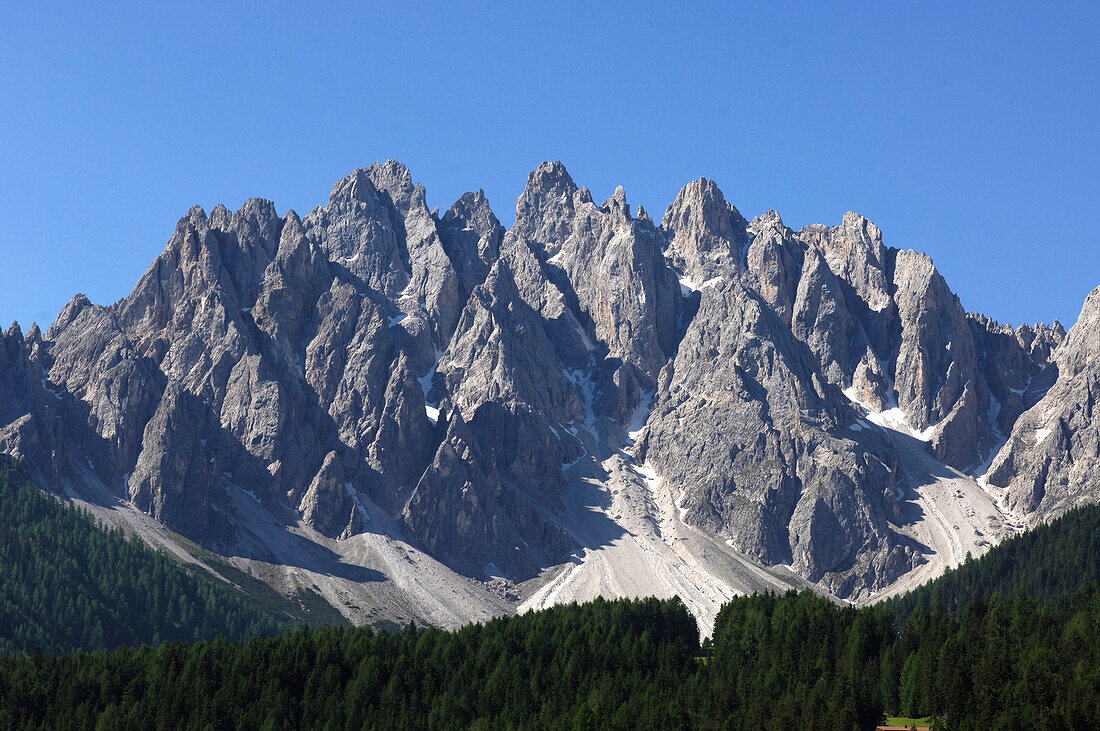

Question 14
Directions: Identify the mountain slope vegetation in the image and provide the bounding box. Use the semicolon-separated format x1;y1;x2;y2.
4;588;1100;728
0;456;336;654
4;470;1100;729
888;503;1100;621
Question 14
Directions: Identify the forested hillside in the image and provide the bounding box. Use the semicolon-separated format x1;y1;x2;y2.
6;446;1100;726
0;456;334;654
889;504;1100;621
0;597;701;729
4;588;1100;728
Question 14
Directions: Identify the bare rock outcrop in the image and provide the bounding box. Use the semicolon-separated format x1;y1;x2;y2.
300;451;361;539
986;287;1100;518
660;178;749;284
891;250;994;468
0;157;1093;610
639;277;914;595
402;413;572;579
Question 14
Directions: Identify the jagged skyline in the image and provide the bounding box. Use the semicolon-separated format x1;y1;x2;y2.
2;3;1097;330
2;157;1094;631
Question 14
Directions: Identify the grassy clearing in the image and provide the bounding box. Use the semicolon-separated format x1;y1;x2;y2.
885;716;934;727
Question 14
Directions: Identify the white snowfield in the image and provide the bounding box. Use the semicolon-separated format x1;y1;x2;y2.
61;381;1025;637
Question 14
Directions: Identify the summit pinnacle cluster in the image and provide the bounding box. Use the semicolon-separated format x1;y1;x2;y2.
0;160;1090;629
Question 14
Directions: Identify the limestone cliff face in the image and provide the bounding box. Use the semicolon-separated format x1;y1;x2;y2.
0;159;1090;602
986;287;1099;519
660;177;749;284
637;275;912;596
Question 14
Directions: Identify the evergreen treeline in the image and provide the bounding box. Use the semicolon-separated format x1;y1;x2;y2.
0;597;700;729
0;456;293;653
694;591;896;729
7;444;1100;727
885;587;1100;727
5;587;1100;728
888;504;1100;621
698;587;1100;728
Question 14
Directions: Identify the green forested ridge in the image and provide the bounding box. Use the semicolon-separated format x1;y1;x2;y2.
0;456;334;654
5;445;1100;727
0;596;701;729
888;504;1100;622
4;588;1100;728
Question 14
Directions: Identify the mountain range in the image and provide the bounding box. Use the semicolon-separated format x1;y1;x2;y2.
1;160;1096;632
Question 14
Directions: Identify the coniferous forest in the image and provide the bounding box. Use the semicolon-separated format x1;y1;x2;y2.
0;456;326;654
4;456;1100;728
3;588;1100;728
887;503;1100;621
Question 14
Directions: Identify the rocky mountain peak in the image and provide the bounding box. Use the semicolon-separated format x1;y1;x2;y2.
208;204;232;228
985;284;1100;518
185;204;207;224
47;294;92;339
328;168;377;207
3;159;1097;629
439;190;504;304
839;210;883;242
742;210;802;328
662;178;746;228
368;160;417;214
1055;285;1100;372
797;211;891;318
442;190;496;232
750;208;786;232
603;185;631;220
23;323;42;348
660;177;748;284
231;198;283;246
512;161;581;257
525;160;576;197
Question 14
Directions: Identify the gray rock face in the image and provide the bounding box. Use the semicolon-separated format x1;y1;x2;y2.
796;212;894;352
542;185;683;418
408;234;586;569
300;451;360;539
402;412;572;579
315;162;463;346
438;190;504;303
660;177;749;284
128;387;235;544
791;246;889;409
0;158;1094;608
890;250;995;469
302;284;425;508
511;161;587;259
46;302;165;485
14;167;452;548
970;314;1064;435
986;287;1100;517
439;250;586;428
638;277;913;595
0;323;62;485
744;211;803;328
313;168;408;297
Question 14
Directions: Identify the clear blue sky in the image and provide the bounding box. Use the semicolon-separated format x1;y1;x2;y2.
2;1;1096;331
